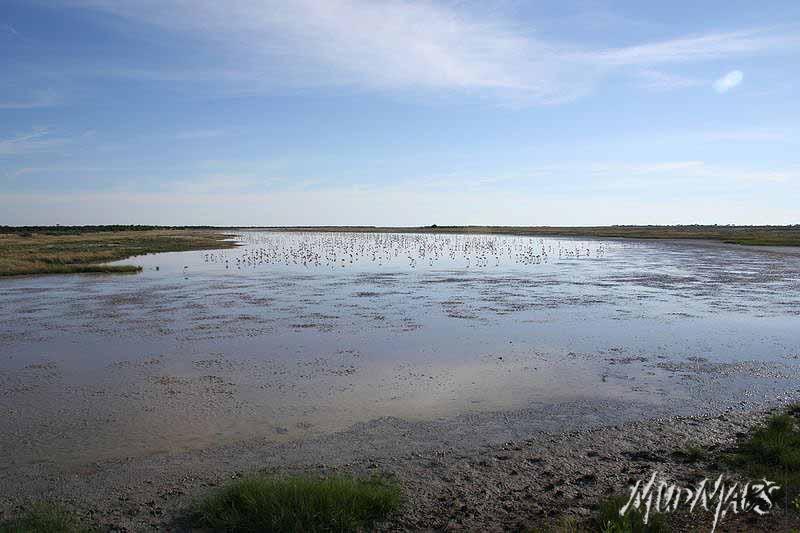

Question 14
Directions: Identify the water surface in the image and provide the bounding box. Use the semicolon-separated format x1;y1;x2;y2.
1;231;799;469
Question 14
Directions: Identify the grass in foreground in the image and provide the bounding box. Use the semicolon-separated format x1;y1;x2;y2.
530;495;670;533
726;406;800;502
190;475;402;532
0;503;93;533
592;495;668;533
671;444;707;464
0;229;236;277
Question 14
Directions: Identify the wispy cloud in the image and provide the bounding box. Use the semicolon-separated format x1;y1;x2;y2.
68;0;582;102
713;70;744;93
582;31;793;66
57;1;799;104
0;128;69;156
2;163;125;179
0;90;60;109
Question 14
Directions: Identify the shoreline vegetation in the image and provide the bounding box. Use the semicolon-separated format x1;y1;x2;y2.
0;229;237;277
1;224;798;277
190;475;402;532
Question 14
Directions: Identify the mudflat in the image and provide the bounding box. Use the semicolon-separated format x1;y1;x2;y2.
1;230;798;529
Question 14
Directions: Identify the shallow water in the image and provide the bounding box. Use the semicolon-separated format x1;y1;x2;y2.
1;231;799;469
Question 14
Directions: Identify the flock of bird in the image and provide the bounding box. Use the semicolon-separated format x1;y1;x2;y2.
199;232;609;272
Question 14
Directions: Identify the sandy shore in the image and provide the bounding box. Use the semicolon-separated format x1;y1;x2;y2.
2;400;798;531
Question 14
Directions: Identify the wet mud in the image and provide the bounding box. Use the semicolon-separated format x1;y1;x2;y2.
0;233;798;509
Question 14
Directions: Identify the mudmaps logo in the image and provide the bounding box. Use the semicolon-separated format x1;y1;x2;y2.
621;471;780;532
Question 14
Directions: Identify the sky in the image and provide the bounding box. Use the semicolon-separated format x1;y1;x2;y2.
1;0;799;226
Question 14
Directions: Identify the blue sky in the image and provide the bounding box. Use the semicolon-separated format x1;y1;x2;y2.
1;0;798;225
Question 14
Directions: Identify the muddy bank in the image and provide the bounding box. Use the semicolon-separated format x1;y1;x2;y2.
1;399;799;531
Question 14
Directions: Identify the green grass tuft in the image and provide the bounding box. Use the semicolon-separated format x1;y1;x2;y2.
593;495;669;533
529;516;583;532
671;444;707;463
190;474;402;532
726;411;800;501
0;503;93;533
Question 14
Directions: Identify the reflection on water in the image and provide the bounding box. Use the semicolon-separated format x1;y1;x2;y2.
199;232;609;271
0;232;799;468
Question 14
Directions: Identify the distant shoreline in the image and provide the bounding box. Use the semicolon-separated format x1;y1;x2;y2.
2;225;798;278
248;225;800;247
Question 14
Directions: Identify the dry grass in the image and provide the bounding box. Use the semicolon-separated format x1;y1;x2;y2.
0;230;236;277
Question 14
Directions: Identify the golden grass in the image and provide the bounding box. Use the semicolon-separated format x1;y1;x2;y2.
0;230;237;277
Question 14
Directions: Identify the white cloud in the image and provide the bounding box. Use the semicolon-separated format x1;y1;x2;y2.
583;32;791;66
713;70;744;93
57;1;797;104
64;0;564;96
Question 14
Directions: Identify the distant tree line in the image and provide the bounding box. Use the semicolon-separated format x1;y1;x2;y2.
0;225;226;235
1;223;797;237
